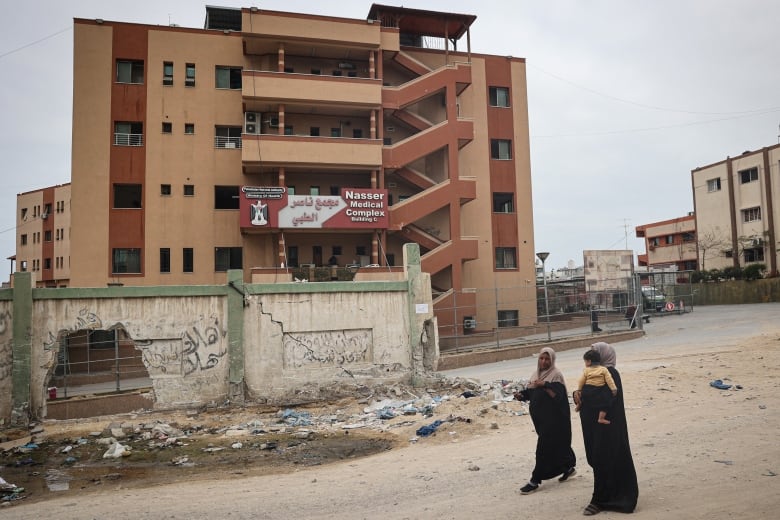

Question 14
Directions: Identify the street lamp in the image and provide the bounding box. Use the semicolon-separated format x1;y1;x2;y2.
536;252;551;341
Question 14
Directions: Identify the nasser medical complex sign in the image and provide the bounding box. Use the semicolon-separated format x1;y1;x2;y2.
239;186;389;230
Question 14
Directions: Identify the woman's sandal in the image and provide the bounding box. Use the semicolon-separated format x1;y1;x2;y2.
583;503;601;516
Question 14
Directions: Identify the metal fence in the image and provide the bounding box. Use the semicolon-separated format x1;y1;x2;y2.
435;272;695;355
50;329;151;399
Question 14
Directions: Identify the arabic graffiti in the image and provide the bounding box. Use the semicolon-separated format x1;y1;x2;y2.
43;308;103;351
0;309;11;337
181;316;227;376
0;340;11;382
283;329;372;369
141;342;180;374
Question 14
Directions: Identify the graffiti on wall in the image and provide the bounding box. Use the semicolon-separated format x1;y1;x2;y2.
0;310;11;382
283;329;372;369
139;315;227;377
181;317;227;376
43;308;102;351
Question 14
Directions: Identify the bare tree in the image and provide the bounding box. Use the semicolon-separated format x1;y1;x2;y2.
696;228;729;271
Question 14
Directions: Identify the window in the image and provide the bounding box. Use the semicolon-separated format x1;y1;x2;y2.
352;128;363;138
184;184;195;196
20;234;27;245
114;121;143;146
215;126;242;148
495;247;517;269
332;70;343;76
682;232;695;242
383;137;392;145
707;178;721;192
330;186;340;196
112;248;141;274
330;127;342;137
113;184;142;208
489;86;510;107
284;125;293;135
356;246;367;256
161;184;171;196
287;186;295;195
490;139;512;160
44;258;51;270
310;127;320;136
332;246;342;256
497;310;519;328
162;122;172;133
742;206;761;223
163;61;173;85
724;249;733;258
739;167;758;184
185;123;195;134
215;66;242;89
284;66;294;73
215;247;243;271
744;247;764;263
183;248;194;273
89;330;116;350
493;192;514;213
185;63;195;87
44;230;52;242
287;246;299;267
311;68;321;75
21;208;27;220
116;59;144;84
665;235;674;245
215;186;240;209
310;186;320;196
44;203;52;214
160;248;171;273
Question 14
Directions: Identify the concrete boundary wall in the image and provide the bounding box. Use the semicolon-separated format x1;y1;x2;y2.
0;244;435;425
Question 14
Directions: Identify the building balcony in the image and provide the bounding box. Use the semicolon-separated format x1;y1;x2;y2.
243;10;381;49
242;71;382;107
242;134;383;169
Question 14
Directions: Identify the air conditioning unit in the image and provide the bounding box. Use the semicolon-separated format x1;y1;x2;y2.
752;238;764;247
41;212;48;220
463;318;477;330
245;112;260;134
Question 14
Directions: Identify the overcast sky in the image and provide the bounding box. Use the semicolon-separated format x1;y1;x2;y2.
2;0;779;278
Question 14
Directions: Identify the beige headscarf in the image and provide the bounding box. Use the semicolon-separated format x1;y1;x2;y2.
591;342;616;368
530;346;566;384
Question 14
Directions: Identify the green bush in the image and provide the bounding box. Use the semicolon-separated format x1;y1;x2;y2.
743;263;766;281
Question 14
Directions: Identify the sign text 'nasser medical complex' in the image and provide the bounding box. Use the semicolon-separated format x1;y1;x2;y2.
239;187;389;229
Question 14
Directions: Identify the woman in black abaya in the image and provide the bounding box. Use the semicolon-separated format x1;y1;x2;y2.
575;342;639;515
514;346;576;494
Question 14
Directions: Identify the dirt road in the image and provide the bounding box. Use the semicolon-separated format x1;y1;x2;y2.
3;303;780;519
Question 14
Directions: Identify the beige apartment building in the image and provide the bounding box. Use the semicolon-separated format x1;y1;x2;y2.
691;144;779;276
635;214;697;271
67;4;537;332
15;184;71;287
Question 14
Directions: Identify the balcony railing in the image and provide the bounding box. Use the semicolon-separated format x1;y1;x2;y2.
114;133;143;146
214;136;242;149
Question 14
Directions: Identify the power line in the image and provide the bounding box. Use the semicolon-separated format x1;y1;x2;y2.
528;63;780;116
0;26;71;60
531;107;780;139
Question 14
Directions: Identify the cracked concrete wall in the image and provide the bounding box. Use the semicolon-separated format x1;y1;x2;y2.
243;288;412;402
4;246;434;421
30;295;230;417
0;298;13;423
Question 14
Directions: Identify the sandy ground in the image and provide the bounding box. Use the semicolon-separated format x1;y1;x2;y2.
3;303;780;519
